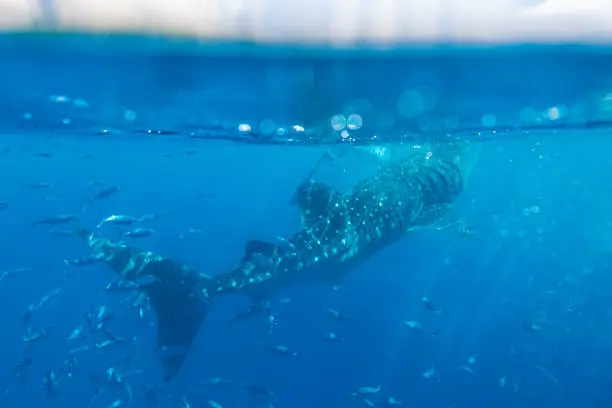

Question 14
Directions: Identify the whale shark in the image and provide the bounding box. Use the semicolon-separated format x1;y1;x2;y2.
70;140;478;381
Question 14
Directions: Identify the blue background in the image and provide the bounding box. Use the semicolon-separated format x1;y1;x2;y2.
0;35;611;408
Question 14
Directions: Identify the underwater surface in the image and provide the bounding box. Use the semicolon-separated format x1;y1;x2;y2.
1;34;612;408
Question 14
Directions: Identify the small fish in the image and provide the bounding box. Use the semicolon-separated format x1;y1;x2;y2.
228;301;269;325
26;181;53;189
32;214;78;227
155;345;188;359
202;377;233;386
105;276;159;292
323;331;344;342
459;366;474;374
105;281;141;292
95;306;115;324
347;393;376;407
122;228;156;238
95;339;123;350
23;305;35;328
138;213;165;223
35;152;53;158
98;215;139;228
383;397;403;406
24;327;51;344
43;369;57;396
84;306;116;332
357;384;381;395
207;400;223;408
522;322;543;333
12;357;34;380
35;287;62;310
421;297;441;313
327;308;348;321
106;399;124;408
0;266;30;283
61;356;77;378
536;365;559;386
402;320;425;331
69;345;91;355
179;228;205;239
68;326;85;341
49;229;76;237
131;293;148;308
267;313;278;336
81;186;120;212
64;253;104;266
270;345;298;357
244;384;275;399
94;186;119;201
0;201;8;210
422;366;435;379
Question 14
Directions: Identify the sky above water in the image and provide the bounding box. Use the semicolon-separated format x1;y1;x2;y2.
1;0;612;44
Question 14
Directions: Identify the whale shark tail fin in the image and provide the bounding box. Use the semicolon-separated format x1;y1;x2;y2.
71;228;210;382
145;259;210;382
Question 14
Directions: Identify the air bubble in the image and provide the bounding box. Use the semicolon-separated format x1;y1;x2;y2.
481;114;496;128
520;107;537;122
546;106;567;121
238;123;252;133
398;90;425;118
260;119;276;135
331;115;347;131
124;110;137;122
347;114;363;130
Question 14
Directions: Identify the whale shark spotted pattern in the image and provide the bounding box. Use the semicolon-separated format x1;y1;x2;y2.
72;141;477;381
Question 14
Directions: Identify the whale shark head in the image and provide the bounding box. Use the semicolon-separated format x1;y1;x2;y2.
435;139;479;185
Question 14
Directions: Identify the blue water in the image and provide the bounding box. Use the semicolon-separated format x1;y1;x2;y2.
1;34;612;408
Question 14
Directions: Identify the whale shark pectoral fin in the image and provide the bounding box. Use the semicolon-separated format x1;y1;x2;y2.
242;240;278;263
143;258;209;382
413;204;452;229
411;205;476;237
290;180;342;227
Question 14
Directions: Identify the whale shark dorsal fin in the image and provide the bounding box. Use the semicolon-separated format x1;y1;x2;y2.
290;180;342;228
242;240;277;263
